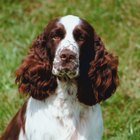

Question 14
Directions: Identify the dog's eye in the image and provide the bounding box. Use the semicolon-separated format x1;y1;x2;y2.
74;30;86;43
77;35;85;41
52;36;61;41
51;28;64;41
76;34;86;43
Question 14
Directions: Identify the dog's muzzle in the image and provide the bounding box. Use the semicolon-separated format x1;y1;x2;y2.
52;47;79;79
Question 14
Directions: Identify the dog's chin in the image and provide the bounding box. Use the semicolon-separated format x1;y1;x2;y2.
52;68;79;80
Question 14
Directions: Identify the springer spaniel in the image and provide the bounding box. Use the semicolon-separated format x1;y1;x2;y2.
1;15;119;140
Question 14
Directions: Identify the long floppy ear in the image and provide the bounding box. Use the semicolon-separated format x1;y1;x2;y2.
78;29;119;106
15;30;57;100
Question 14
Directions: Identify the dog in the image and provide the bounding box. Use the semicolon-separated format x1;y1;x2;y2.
0;15;119;140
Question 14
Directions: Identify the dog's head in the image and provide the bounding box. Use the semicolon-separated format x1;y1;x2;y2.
16;15;119;105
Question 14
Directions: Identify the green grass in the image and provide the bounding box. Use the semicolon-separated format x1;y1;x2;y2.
0;0;140;139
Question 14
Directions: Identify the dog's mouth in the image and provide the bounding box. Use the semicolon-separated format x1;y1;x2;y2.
52;61;79;79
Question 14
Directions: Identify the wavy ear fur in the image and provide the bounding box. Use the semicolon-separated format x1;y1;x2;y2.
15;31;57;100
78;30;119;106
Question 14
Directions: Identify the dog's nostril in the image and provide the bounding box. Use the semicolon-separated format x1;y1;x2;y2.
60;54;67;61
69;54;76;60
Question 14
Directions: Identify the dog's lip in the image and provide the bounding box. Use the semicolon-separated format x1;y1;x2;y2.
58;68;77;75
58;71;79;80
52;66;79;79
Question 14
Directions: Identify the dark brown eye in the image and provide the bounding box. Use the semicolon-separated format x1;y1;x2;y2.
51;27;65;42
74;29;86;43
52;36;61;41
78;35;85;41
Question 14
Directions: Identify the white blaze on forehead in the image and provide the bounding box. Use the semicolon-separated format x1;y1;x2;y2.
59;15;81;38
57;15;81;53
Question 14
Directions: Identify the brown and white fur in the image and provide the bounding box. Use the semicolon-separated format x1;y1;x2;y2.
0;15;119;140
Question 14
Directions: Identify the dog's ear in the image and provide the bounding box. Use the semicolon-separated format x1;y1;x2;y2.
15;29;57;100
77;26;119;106
89;31;119;103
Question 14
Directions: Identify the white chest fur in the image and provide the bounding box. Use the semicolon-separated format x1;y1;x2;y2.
22;80;103;140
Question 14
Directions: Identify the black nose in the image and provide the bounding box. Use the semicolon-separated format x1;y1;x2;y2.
60;49;76;62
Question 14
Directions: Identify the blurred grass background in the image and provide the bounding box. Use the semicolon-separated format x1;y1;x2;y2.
0;0;140;139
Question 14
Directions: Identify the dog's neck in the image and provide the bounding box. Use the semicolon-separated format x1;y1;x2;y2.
55;78;78;99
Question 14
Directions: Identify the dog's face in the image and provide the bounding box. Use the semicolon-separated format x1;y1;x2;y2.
45;15;93;79
16;15;119;105
52;16;80;79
